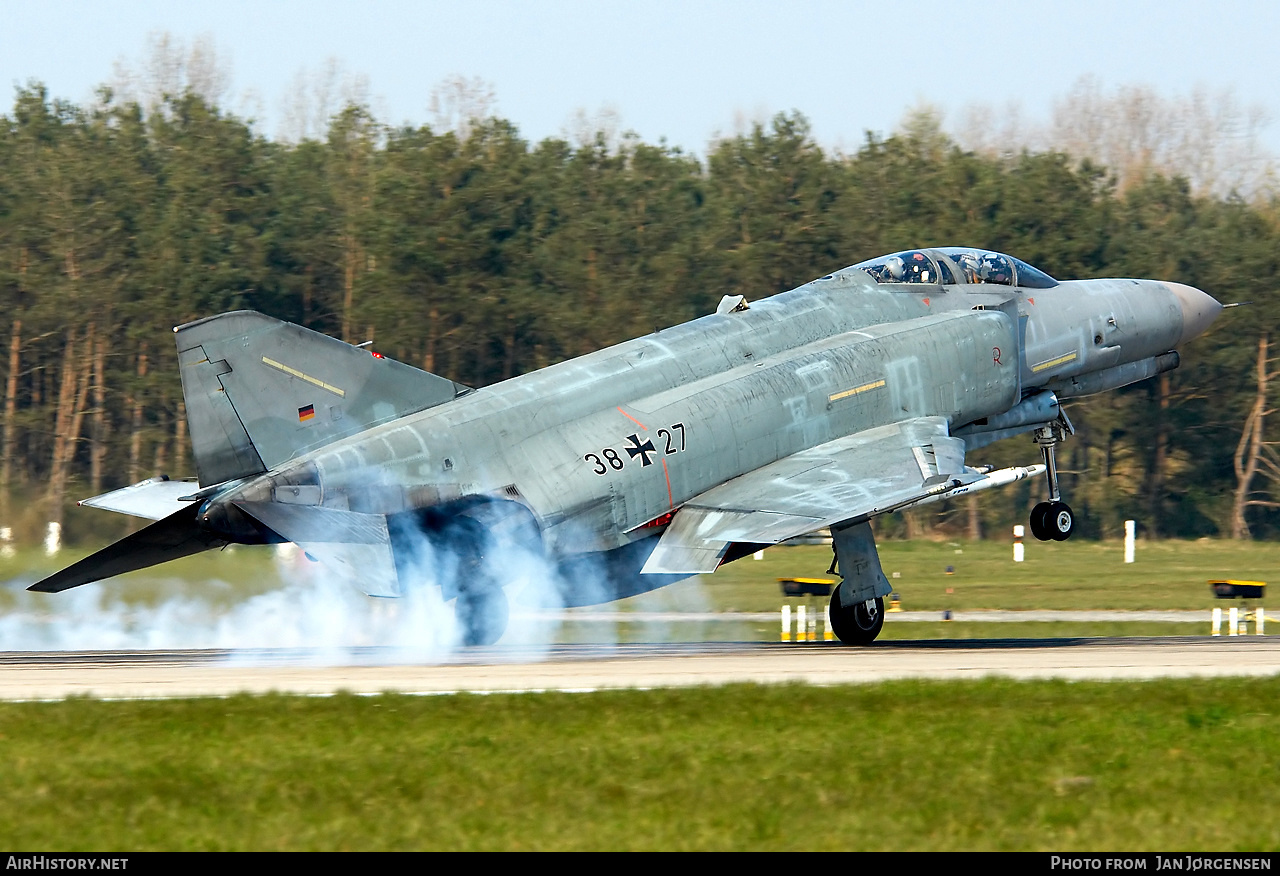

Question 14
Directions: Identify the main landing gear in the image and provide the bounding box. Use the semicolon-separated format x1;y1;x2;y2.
457;585;510;647
449;518;512;647
1029;418;1075;541
388;499;534;648
828;586;884;646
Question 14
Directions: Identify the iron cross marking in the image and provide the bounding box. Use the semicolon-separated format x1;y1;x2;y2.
625;433;657;466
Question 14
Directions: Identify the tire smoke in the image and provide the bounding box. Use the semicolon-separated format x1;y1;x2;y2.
0;522;635;663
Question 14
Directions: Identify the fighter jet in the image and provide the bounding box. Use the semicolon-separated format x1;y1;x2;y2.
31;247;1222;645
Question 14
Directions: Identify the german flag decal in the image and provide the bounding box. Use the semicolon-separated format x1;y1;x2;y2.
298;404;315;422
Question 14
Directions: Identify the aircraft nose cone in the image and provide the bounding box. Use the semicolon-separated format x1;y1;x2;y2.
1167;282;1223;345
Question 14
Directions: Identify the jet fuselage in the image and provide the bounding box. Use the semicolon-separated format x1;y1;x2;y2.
35;247;1221;644
221;266;1202;563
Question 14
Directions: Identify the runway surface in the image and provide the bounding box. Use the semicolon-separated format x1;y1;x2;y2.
1;636;1278;700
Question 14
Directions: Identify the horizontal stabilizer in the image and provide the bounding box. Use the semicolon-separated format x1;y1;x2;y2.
29;504;225;593
78;476;200;521
235;501;400;597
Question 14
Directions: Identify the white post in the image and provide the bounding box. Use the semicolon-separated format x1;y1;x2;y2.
0;526;12;559
1124;520;1135;564
1258;608;1266;636
1013;524;1024;563
807;605;817;642
43;522;60;556
1229;606;1239;636
824;605;834;641
797;605;807;643
780;605;791;642
1212;607;1222;636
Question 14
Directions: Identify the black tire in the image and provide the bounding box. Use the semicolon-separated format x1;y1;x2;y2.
1047;501;1075;541
1029;502;1054;541
457;586;509;646
828;588;884;645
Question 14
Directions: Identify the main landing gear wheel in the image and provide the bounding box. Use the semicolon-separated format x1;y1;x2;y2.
828;587;884;645
456;586;509;647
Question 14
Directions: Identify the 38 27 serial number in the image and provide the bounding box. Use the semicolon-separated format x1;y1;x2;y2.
585;423;685;474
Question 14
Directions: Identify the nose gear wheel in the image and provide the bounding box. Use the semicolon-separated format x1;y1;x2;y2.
1030;500;1074;541
1029;414;1076;541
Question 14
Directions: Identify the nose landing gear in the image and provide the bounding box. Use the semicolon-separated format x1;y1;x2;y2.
1030;499;1074;541
1029;415;1075;541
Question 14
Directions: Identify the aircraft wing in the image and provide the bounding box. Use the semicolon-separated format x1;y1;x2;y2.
641;416;970;574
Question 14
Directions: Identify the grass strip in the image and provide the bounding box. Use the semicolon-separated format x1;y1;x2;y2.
9;539;1277;613
2;678;1278;851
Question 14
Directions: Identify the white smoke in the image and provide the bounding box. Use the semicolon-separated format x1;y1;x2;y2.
0;523;638;664
618;573;712;643
2;553;453;662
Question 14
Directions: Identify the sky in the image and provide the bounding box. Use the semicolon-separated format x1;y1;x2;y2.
5;0;1280;155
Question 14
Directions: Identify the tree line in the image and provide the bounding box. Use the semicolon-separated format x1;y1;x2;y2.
2;84;1278;544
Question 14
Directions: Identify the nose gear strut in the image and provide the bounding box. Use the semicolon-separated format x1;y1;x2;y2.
1029;410;1076;541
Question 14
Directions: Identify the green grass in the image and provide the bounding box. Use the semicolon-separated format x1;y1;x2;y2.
623;538;1280;613
1;542;1270;850
0;545;289;611
2;679;1278;851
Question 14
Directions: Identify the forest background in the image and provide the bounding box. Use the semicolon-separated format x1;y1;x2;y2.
5;55;1280;547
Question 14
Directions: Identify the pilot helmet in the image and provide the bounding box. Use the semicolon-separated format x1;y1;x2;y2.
885;256;905;280
906;252;930;281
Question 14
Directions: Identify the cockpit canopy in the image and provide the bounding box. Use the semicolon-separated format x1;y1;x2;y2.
853;247;1059;289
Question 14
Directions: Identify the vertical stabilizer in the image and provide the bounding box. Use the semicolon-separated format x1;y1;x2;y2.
175;311;467;487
